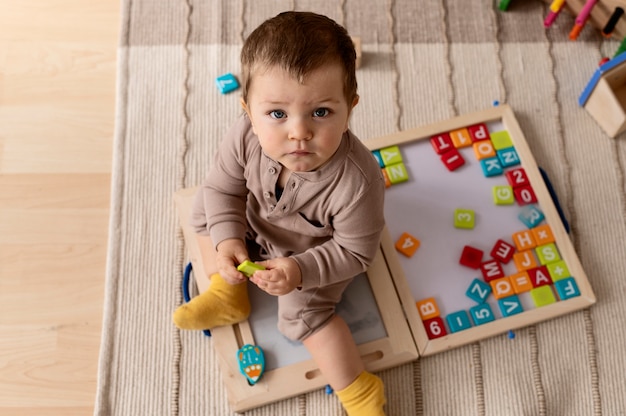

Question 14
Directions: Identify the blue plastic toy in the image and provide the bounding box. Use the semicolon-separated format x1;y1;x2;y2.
237;344;266;385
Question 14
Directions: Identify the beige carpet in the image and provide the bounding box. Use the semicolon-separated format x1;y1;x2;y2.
95;0;626;414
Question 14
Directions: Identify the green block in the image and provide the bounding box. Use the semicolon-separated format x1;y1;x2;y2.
385;162;409;185
379;145;403;166
530;285;557;307
490;130;513;150
535;243;561;265
493;185;514;205
237;260;265;278
454;208;475;229
547;260;570;282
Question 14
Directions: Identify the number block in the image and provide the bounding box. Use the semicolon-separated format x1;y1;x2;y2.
490;239;515;264
535;243;561;265
514;185;538;206
416;297;440;321
490;130;513;150
468;123;490;142
497;147;521;168
528;266;552;287
506;167;530;188
430;133;454;154
480;259;505;282
395;232;420;257
554;277;581;300
510;271;533;293
423;316;448;339
446;310;473;333
379;145;403;166
460;245;484;269
216;73;240;94
518;205;545;228
490;277;515;299
513;250;539;272
498;295;524;317
532;224;555;245
450;128;472;148
547;260;571;282
530;285;557;307
493;185;515;205
454;208;475;229
440;148;466;171
480;157;503;177
466;278;492;304
473;140;496;160
385;162;409;185
470;303;496;326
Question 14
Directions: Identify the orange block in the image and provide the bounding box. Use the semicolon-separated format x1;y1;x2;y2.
473;140;496;160
532;224;555;245
416;297;440;321
513;250;538;272
450;128;472;148
510;271;534;293
512;229;537;251
381;168;391;188
395;232;421;257
490;277;515;299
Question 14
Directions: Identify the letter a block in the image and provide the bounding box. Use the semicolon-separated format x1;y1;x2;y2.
416;297;440;321
395;232;420;257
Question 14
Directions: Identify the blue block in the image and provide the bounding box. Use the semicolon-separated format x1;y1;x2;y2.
518;205;545;228
498;295;524;317
470;303;495;326
497;147;520;168
372;150;384;168
446;310;473;333
554;277;581;300
216;73;240;94
466;278;492;304
480;157;503;177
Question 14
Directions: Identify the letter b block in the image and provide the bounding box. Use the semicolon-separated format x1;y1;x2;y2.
416;297;440;321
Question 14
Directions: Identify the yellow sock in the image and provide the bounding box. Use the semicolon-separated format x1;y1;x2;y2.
173;273;250;330
335;371;386;416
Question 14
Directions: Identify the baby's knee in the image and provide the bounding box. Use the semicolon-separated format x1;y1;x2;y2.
277;307;335;342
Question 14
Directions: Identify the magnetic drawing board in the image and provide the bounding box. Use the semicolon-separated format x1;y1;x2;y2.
367;105;596;356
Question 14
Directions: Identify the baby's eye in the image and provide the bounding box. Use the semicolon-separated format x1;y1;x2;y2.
269;110;286;119
313;108;330;118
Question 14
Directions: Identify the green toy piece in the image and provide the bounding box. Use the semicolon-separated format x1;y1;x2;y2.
237;260;266;278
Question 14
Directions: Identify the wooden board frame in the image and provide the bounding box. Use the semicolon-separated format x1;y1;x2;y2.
174;189;418;412
367;104;596;356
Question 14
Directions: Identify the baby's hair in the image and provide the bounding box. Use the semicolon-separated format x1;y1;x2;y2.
240;11;357;104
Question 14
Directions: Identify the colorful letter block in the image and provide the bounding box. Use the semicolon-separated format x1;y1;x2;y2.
470;303;496;326
513;250;538;272
416;298;440;321
468;123;490;142
430;133;454;154
480;157;503;177
535;243;561;265
473;140;496;160
510;271;534;293
518;205;545;228
441;148;465;171
446;310;473;333
490;277;516;299
423;316;448;339
512;229;537;251
554;277;580;300
493;185;515;205
454;208;475;229
530;285;557;307
498;295;524;317
490;130;513;150
216;73;240;94
449;128;472;148
379;145;403;166
528;266;552;287
480;260;505;282
506;167;530;188
385;163;409;185
497;147;520;168
372;150;384;168
532;224;555;245
547;260;571;282
460;245;484;269
237;260;266;278
466;278;492;304
490;239;515;264
395;232;420;257
514;185;538;206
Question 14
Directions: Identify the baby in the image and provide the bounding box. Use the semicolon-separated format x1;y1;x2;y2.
173;11;386;415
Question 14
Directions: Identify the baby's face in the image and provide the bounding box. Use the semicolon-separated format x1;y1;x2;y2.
242;63;357;173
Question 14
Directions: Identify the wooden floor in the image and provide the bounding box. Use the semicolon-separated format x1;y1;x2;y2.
0;1;119;414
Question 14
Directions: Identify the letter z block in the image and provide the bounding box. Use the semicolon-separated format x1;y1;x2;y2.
466;278;492;304
385;162;409;185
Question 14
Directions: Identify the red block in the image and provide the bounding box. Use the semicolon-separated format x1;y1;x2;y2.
514;185;537;206
430;133;454;155
490;239;515;264
529;266;552;287
423;316;448;340
480;260;505;282
468;123;490;142
505;168;529;188
440;148;465;171
459;245;484;269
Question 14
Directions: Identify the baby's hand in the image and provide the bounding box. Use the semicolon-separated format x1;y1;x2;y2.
215;238;249;285
250;257;302;296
